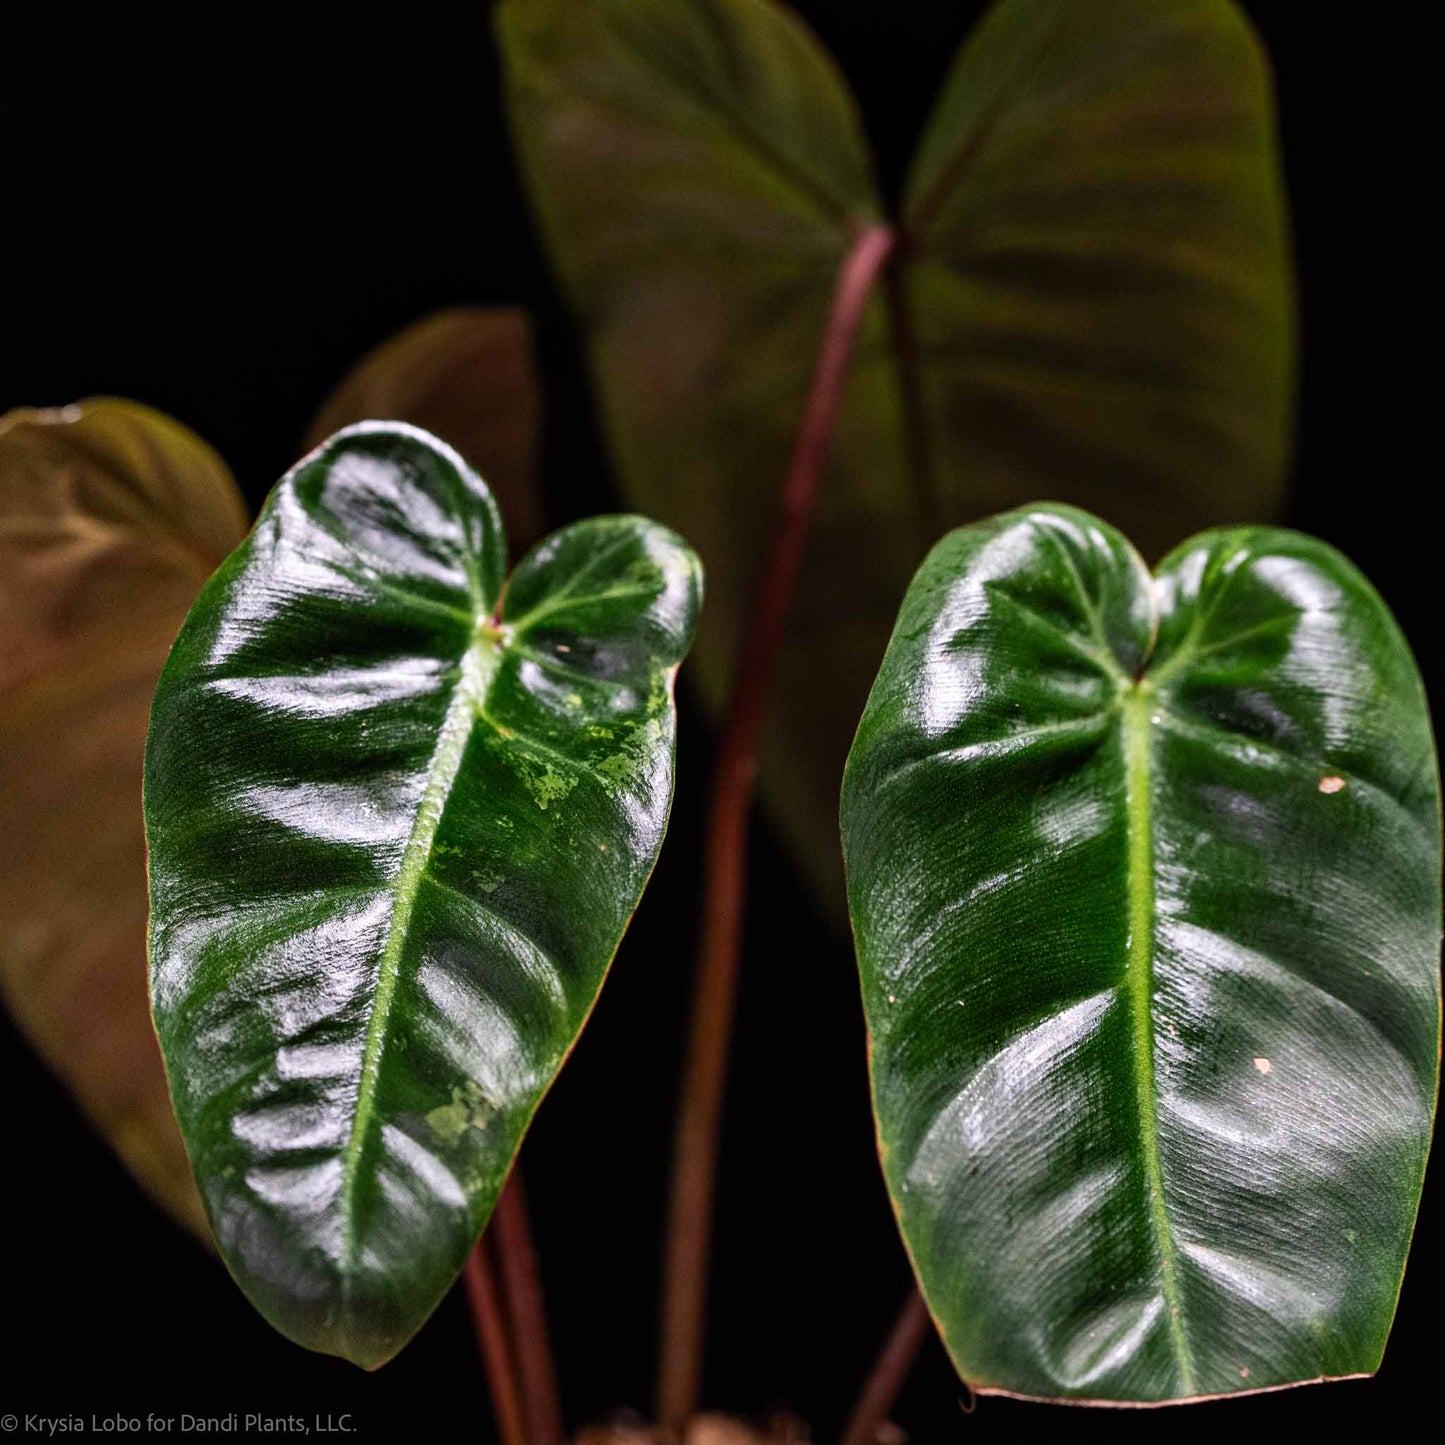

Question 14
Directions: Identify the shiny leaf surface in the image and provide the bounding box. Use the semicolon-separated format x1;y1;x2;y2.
0;398;247;1238
305;307;546;554
842;505;1439;1402
145;424;701;1366
498;0;1292;910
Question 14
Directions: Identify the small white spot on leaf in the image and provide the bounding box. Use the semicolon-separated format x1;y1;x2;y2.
1253;1056;1272;1074
1319;775;1345;794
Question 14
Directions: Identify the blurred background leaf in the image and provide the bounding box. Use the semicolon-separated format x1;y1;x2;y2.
305;307;546;554
0;398;248;1238
498;0;1293;914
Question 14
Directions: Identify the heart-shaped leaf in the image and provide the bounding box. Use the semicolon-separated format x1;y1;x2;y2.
841;505;1439;1402
145;423;701;1366
305;307;546;554
497;0;1293;911
0;398;248;1238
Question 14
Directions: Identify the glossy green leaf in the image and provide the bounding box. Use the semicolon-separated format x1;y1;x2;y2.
0;398;247;1239
498;0;1292;911
841;505;1439;1403
145;423;702;1367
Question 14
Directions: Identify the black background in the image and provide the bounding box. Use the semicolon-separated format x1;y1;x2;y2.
0;2;1434;1440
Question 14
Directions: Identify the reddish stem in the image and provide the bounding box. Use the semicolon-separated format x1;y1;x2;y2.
464;1236;528;1445
839;1289;934;1445
493;1169;565;1445
656;222;897;1432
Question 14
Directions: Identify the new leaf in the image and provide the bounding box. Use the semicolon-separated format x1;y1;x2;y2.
145;424;701;1366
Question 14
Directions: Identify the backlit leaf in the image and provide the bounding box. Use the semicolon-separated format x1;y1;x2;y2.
498;0;1292;911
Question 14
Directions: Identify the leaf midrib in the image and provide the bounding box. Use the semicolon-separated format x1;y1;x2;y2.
1122;679;1196;1392
338;625;503;1270
1089;567;1196;1390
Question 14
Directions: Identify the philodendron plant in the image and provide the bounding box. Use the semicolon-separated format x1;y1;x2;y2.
1;0;1438;1439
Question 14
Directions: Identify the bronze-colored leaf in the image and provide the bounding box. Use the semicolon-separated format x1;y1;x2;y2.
0;398;248;1237
305;307;546;553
